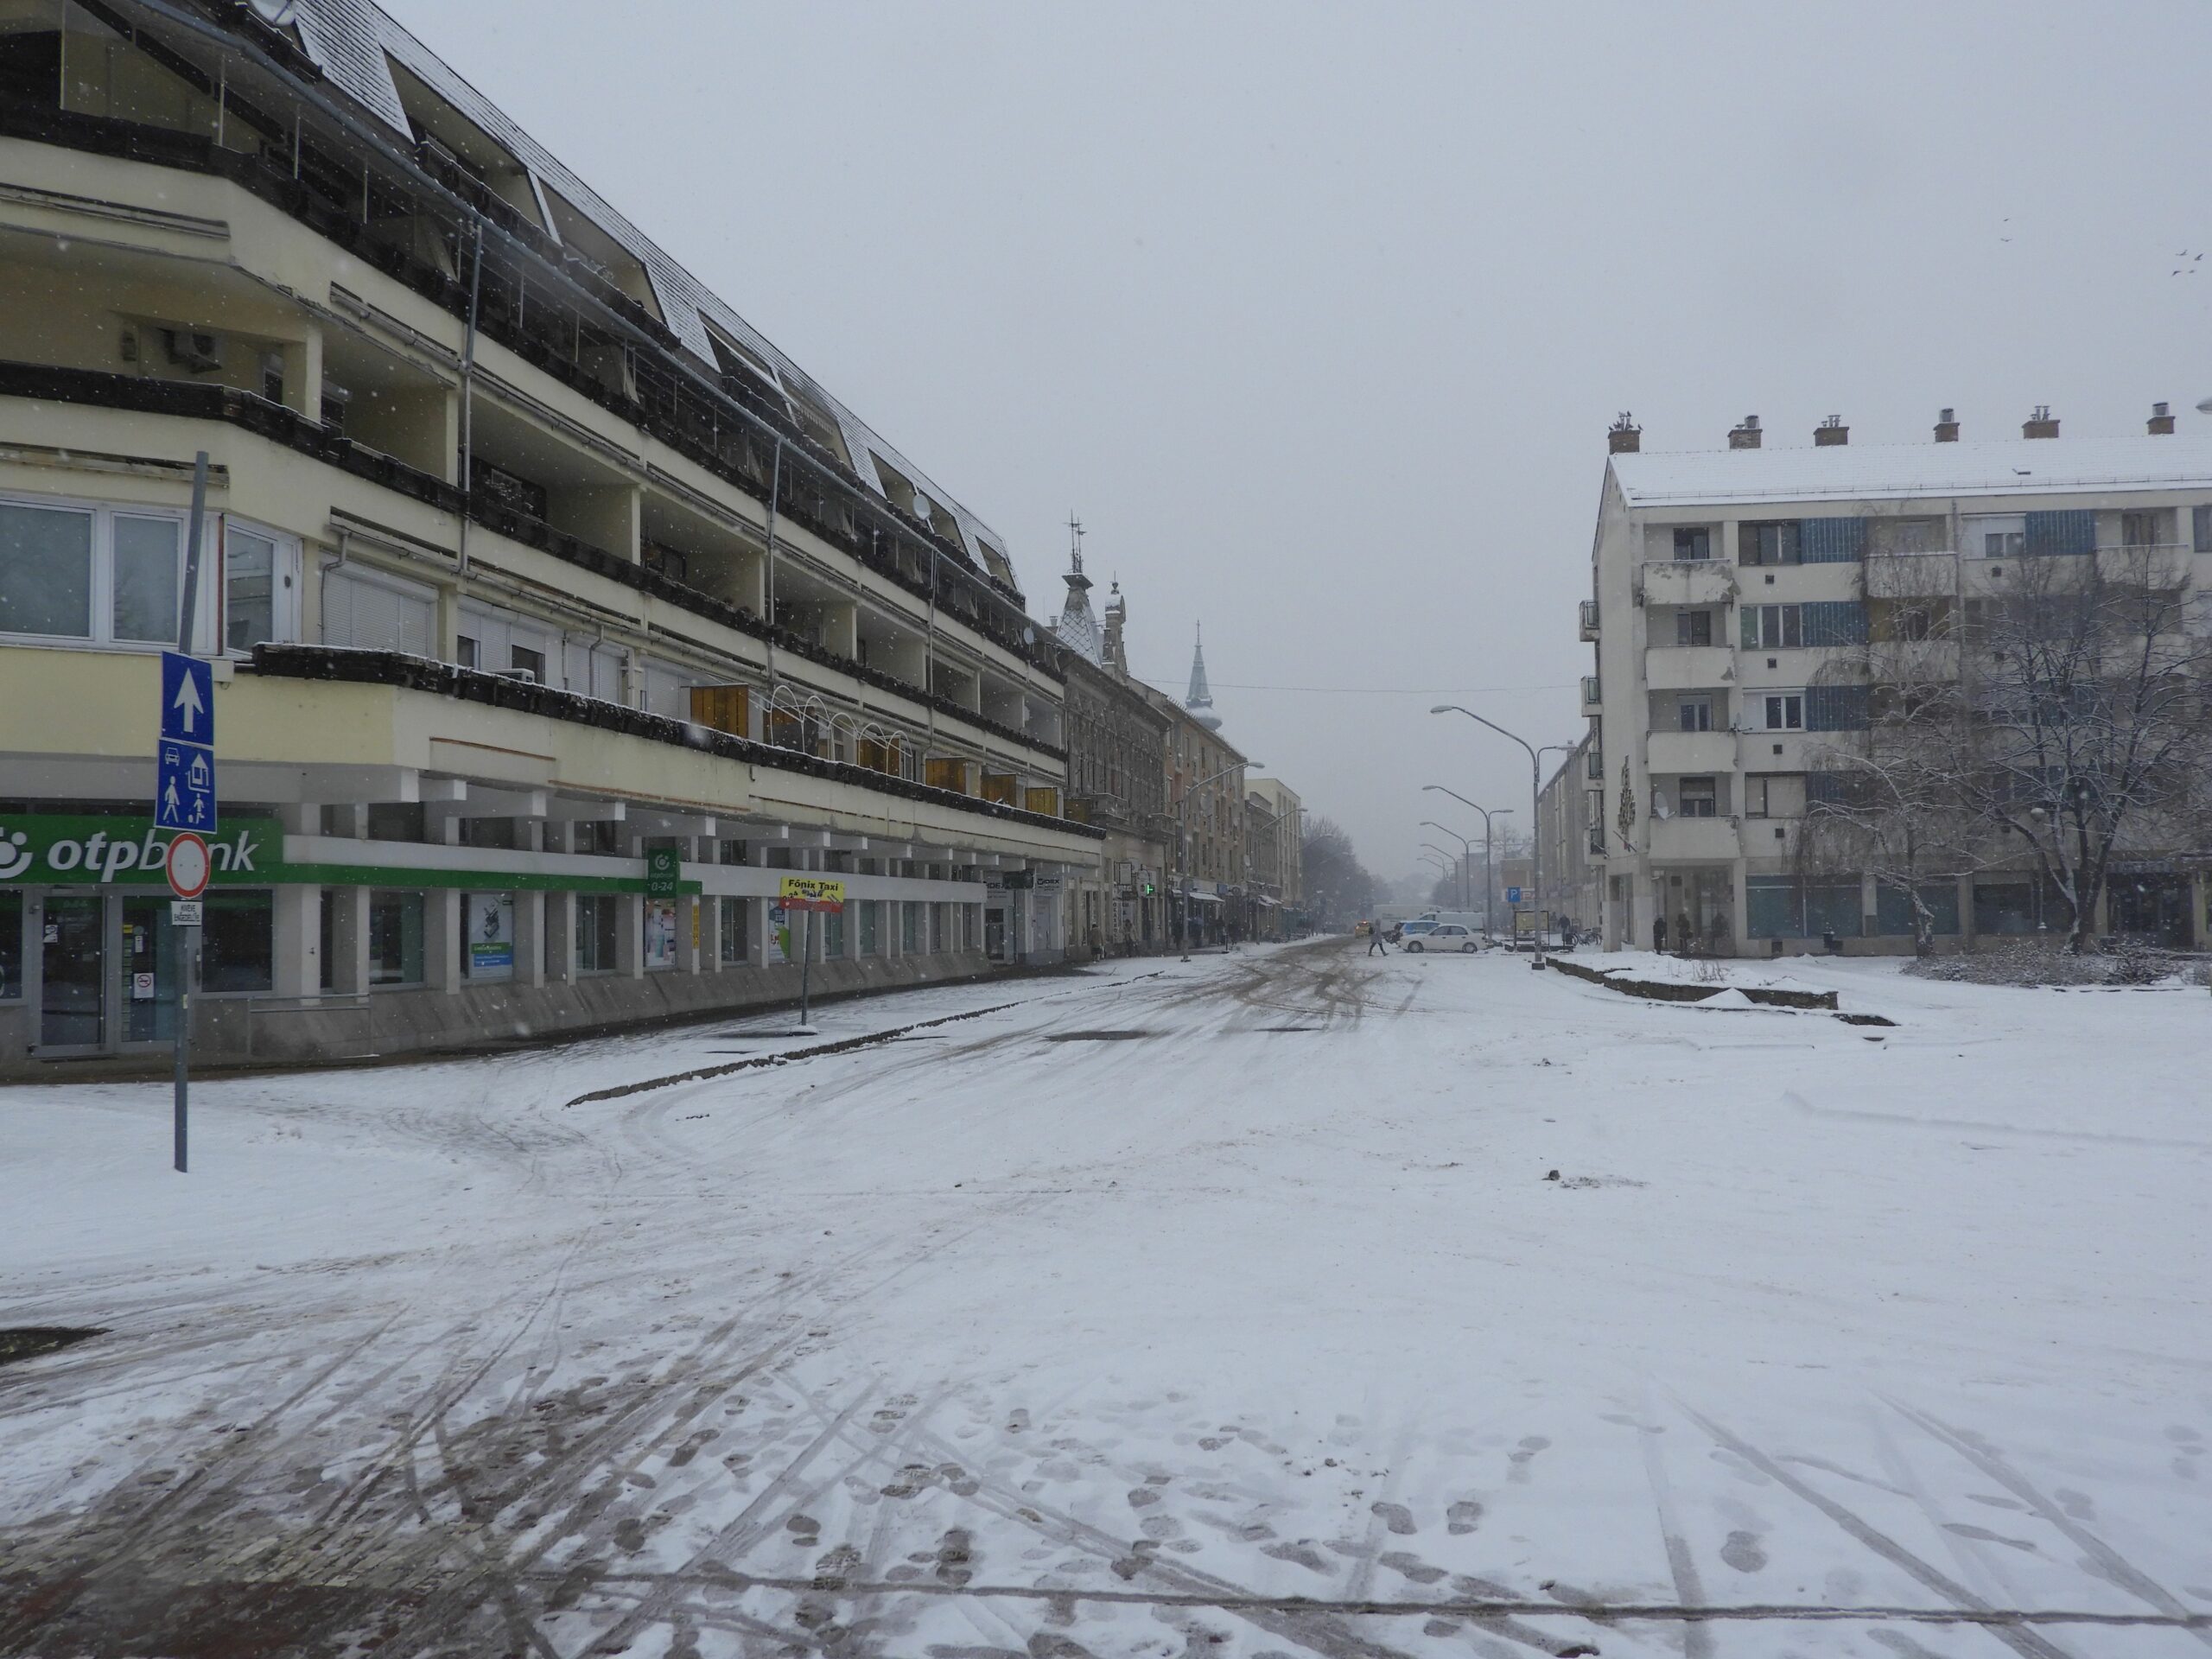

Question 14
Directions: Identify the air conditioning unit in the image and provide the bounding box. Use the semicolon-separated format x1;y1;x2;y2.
163;328;221;373
493;666;538;684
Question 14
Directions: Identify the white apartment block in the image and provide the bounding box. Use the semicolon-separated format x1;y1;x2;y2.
1583;409;2212;957
0;0;1102;1071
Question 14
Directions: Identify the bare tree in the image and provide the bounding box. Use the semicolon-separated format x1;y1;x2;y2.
1959;542;2212;950
1300;817;1376;925
1801;558;1987;954
1809;537;2212;952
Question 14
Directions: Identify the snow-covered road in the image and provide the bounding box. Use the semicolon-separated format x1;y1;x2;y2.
3;941;2208;1657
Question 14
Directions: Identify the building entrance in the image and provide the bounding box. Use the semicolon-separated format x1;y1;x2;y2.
40;893;104;1049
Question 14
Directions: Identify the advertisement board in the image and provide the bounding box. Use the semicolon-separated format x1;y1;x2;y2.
465;893;515;982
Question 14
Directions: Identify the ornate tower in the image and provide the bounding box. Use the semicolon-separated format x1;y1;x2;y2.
1054;512;1102;666
1102;581;1129;677
1185;623;1223;733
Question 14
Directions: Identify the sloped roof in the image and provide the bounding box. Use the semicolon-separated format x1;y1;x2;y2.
1610;436;2212;508
277;0;1017;587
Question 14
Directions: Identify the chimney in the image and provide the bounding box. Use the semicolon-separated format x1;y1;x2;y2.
2023;404;2059;440
2148;401;2175;435
1727;414;1762;450
1934;407;1959;442
1814;414;1848;448
1607;412;1641;454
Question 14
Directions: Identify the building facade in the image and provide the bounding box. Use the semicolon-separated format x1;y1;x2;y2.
1243;776;1304;938
1583;410;2212;956
1055;547;1172;955
1535;731;1604;942
0;0;1103;1072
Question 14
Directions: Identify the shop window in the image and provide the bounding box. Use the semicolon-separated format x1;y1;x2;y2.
369;891;426;986
857;900;879;956
822;908;845;959
460;893;516;982
0;890;21;1000
201;890;274;992
718;897;748;964
643;899;678;970
901;902;919;954
1874;882;1961;937
576;894;620;971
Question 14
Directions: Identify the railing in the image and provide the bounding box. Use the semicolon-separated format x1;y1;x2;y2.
1580;675;1602;708
0;359;1068;765
249;645;1105;840
0;96;1060;676
1578;599;1600;637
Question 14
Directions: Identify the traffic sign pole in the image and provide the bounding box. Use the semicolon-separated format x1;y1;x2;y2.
171;451;207;1175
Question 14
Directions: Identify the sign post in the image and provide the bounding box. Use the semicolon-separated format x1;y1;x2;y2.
777;875;846;1032
162;453;210;1173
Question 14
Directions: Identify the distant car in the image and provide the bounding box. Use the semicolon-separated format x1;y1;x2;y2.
1404;922;1478;954
1396;919;1439;944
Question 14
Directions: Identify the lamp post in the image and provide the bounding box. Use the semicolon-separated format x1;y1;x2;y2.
1176;760;1258;957
1430;706;1571;965
1422;785;1510;940
1421;821;1475;911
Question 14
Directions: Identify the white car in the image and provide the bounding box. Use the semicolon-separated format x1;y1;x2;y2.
1403;922;1478;953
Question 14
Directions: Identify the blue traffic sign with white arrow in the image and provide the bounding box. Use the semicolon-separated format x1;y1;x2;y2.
161;651;213;743
156;651;216;832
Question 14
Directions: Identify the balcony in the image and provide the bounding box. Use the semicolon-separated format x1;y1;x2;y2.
2096;542;2196;588
1578;599;1600;641
1645;730;1737;773
1641;560;1736;608
1580;675;1603;713
1585;745;1604;780
1647;817;1741;862
1644;645;1735;691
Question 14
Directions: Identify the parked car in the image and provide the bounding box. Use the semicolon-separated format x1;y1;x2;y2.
1403;922;1478;953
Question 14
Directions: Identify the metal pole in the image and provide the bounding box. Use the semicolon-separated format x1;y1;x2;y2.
173;451;207;1174
799;906;813;1028
456;219;482;575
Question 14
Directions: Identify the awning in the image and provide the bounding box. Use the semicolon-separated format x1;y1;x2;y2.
1257;896;1279;907
1186;891;1224;906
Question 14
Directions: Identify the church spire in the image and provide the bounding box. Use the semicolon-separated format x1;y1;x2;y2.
1053;512;1101;665
1185;622;1222;732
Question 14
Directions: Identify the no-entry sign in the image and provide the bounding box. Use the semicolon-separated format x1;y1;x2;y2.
165;831;212;900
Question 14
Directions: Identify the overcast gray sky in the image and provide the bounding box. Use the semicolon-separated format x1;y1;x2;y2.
384;0;2212;881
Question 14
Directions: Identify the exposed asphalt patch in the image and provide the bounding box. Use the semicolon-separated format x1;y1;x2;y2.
0;1328;103;1367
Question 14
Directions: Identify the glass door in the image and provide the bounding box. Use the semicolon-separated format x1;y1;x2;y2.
121;895;181;1044
40;895;105;1049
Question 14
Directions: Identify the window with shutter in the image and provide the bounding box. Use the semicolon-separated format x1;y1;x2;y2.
323;568;435;656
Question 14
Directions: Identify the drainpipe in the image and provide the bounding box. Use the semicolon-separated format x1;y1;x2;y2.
763;436;782;713
455;219;483;576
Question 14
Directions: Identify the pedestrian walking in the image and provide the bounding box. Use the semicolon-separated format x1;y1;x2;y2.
1367;916;1389;956
1653;913;1668;955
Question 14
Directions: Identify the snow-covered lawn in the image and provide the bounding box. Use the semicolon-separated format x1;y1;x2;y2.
2;941;2207;1656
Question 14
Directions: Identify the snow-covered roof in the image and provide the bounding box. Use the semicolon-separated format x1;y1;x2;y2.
276;0;1018;588
1610;436;2212;508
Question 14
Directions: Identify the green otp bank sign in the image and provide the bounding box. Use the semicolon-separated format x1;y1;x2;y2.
0;816;690;895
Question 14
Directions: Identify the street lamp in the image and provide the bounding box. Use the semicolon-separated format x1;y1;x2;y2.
1420;821;1474;910
1430;706;1572;965
1422;785;1510;939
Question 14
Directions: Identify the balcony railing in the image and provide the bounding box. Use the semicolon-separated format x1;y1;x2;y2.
1580;675;1603;709
1578;599;1600;640
0;359;1068;764
0;95;1061;675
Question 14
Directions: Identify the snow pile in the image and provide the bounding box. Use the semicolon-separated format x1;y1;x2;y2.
1694;986;1758;1009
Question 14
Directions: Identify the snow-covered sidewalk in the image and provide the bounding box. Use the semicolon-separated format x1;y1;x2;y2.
2;941;2207;1656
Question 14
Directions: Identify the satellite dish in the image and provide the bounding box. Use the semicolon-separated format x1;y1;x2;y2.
912;493;933;522
2196;397;2212;415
